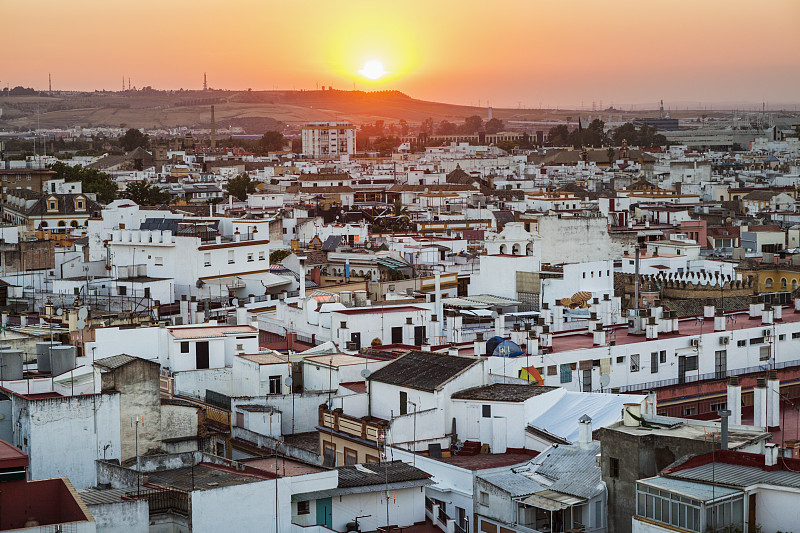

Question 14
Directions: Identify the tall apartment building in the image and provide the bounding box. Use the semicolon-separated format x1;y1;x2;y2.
301;121;356;157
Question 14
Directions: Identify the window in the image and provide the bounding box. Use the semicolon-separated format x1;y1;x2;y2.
365;454;379;463
155;256;163;266
482;405;491;418
616;355;626;364
204;253;211;267
659;350;667;363
322;441;336;466
710;402;727;412
609;457;619;478
651;352;659;373
636;483;706;532
737;339;746;347
560;364;572;383
765;277;773;288
479;491;489;506
228;250;235;264
180;342;189;353
118;285;127;296
684;356;698;372
779;334;785;341
793;332;800;340
750;337;763;345
344;448;358;466
400;391;408;415
630;354;640;372
297;501;310;515
715;350;727;379
547;365;557;376
247;253;254;262
268;375;281;394
258;251;265;261
684;407;696;416
759;345;771;361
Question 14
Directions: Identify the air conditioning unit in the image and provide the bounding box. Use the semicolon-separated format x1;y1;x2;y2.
719;336;730;345
764;329;773;337
691;338;700;347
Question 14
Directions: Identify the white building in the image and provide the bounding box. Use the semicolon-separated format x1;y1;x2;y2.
301;122;356;158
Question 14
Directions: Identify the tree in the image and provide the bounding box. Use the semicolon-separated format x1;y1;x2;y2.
485;118;505;134
461;115;484;134
371;136;401;156
119;128;149;152
495;140;516;153
399;119;409;136
606;147;616;165
436;120;458;135
227;174;256;201
121;182;171;206
421;118;434;135
47;161;118;203
260;131;285;152
547;125;570;146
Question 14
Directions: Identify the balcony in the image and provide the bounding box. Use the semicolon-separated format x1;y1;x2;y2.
318;405;387;446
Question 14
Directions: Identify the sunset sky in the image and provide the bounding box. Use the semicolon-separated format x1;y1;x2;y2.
5;0;799;108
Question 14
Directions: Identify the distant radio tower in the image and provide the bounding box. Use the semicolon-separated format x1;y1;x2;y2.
122;76;125;91
128;77;131;91
203;72;207;91
48;73;51;92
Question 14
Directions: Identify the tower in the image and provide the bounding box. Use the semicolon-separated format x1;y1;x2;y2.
210;105;216;148
659;99;664;119
203;72;207;91
48;73;51;93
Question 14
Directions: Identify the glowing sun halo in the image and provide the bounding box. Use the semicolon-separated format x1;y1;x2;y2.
359;60;386;80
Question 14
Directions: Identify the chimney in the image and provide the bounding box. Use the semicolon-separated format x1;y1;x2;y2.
593;323;606;346
727;376;742;425
661;310;673;334
553;304;565;330
541;303;551;325
714;309;726;331
494;310;504;338
236;301;248;326
588;311;600;335
19;314;27;327
645;316;658;340
754;377;767;428
180;295;189;325
765;443;778;467
602;294;612;325
430;314;439;342
672;312;680;334
527;332;539;354
703;300;715;319
539;325;552;349
718;409;731;450
749;296;763;319
794;297;800;312
189;296;198;324
768;370;781;430
774;304;783;321
474;332;485;357
644;390;658;416
298;256;307;301
421;339;431;352
234;230;241;243
448;344;459;357
210;105;216;148
577;415;593;448
762;303;774;325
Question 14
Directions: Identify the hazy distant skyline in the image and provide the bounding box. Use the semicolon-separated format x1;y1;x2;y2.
4;0;799;108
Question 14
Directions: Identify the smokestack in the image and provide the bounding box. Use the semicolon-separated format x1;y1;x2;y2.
727;376;742;425
577;415;592;448
754;378;767;428
765;443;778;467
718;409;730;450
768;370;781;430
210;105;217;148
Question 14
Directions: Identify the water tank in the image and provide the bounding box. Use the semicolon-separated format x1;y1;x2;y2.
353;290;367;307
0;349;23;381
50;345;77;377
36;341;61;373
339;291;353;307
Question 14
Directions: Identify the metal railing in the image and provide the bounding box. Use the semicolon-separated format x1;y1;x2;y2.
619;358;800;392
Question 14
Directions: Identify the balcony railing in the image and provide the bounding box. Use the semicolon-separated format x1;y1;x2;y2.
318;405;386;445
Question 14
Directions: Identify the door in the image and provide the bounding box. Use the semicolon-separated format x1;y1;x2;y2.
414;325;426;346
715;350;727;380
678;356;686;385
316;497;333;529
391;326;403;344
466;404;480;440
350;332;361;351
195;341;209;369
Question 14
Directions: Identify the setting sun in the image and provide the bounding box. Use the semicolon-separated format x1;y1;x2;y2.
359;60;386;80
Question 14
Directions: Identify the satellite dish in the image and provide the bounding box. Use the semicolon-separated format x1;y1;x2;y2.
284;376;293;387
231;298;239;307
76;318;86;330
491;310;499;319
600;374;611;388
360;368;372;379
55;308;63;316
78;307;88;320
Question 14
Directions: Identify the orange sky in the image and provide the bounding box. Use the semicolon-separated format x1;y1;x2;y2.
5;0;800;108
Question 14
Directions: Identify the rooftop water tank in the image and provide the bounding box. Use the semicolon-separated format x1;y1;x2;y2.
36;341;61;373
0;349;23;381
50;345;77;377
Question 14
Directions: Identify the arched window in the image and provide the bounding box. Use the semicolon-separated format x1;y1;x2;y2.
793;279;798;291
70;221;79;228
782;278;788;289
499;244;507;254
765;278;773;289
58;220;66;227
512;243;521;255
